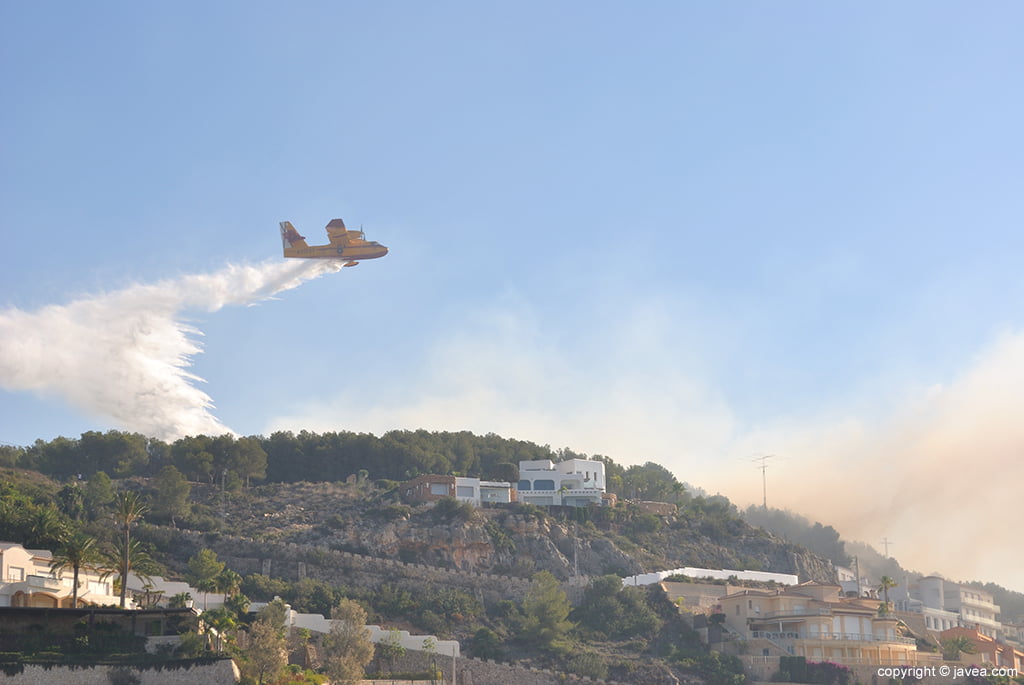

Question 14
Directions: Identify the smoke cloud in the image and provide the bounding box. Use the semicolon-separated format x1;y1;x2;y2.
0;260;341;441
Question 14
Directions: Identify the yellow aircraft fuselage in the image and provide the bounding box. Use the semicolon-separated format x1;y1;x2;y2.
280;219;388;266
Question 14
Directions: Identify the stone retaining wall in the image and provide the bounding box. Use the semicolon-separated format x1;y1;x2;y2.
0;659;239;684
164;530;538;605
387;649;634;685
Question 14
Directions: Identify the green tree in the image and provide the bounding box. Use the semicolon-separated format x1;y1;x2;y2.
80;430;149;477
151;465;191;527
49;532;101;607
186;548;225;611
377;628;406;676
257;597;290;634
0;443;23;468
223;592;250;617
215;568;243;599
245;617;287;685
941;635;977;661
112;490;150;607
25;505;69;548
518;571;574;652
32;436;79;479
231;437;267;487
470;627;503;660
172;435;215;483
620;462;686;502
56;482;85;521
572;574;662;640
83;471;116;520
321;599;375;685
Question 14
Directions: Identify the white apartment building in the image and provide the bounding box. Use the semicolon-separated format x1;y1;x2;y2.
901;576;1001;639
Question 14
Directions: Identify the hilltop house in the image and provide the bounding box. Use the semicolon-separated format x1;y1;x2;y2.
402;475;515;506
0;541;121;608
516;458;606;507
403;457;608;508
719;582;924;666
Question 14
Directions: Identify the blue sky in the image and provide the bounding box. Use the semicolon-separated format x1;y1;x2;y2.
2;3;1023;591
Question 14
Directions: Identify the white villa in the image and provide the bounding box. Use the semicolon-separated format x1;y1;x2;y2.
0;541;121;608
516;458;607;507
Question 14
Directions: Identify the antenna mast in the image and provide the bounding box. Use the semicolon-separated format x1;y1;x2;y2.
752;454;775;508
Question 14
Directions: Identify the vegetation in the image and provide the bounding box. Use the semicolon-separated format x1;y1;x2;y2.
244;618;287;685
3;427;1023;685
516;571;574;652
941;635;977;661
572;574;663;640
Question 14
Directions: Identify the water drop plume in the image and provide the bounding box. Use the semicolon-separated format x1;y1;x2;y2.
0;260;341;440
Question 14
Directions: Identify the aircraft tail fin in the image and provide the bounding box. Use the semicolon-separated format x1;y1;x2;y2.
280;221;309;252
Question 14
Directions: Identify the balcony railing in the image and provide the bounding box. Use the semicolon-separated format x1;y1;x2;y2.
26;575;62;591
750;630;916;645
960;595;998;609
762;608;832;619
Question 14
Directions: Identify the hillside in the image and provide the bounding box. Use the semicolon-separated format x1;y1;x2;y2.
1;461;838;684
136;478;837;585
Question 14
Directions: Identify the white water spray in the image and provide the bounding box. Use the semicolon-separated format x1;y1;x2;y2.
0;260;342;440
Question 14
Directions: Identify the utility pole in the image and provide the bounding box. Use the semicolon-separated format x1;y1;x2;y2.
752;455;775;508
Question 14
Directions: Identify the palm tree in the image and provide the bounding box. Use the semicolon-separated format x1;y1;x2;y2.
878;576;897;614
215;568;243;599
112;491;150;607
27;506;69;549
104;536;156;607
169;591;194;609
49;532;100;607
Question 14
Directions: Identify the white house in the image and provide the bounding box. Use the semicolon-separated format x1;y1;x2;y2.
516;459;606;507
0;541;121;608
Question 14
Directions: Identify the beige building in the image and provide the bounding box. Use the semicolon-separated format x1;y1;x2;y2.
720;582;924;666
0;541;121;608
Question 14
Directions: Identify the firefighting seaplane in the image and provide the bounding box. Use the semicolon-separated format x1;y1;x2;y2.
279;218;388;267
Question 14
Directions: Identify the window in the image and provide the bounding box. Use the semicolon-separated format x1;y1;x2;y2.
8;567;24;582
429;483;449;496
518;479;531;491
534;479;556;491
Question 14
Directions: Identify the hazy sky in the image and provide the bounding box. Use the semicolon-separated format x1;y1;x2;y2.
2;3;1022;592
